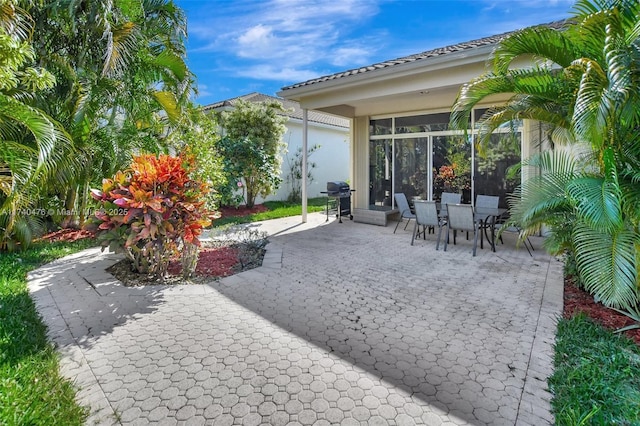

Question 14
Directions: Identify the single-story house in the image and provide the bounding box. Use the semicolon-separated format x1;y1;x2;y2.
277;22;564;225
204;92;350;202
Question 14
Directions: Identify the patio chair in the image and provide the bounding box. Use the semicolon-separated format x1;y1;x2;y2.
439;192;463;241
475;194;500;246
475;194;499;209
411;200;444;248
439;192;462;217
444;203;479;256
393;193;416;233
495;220;535;256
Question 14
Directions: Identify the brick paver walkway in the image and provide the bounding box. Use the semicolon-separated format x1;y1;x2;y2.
28;213;562;425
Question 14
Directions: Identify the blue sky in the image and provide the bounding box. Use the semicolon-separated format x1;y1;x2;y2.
177;0;576;106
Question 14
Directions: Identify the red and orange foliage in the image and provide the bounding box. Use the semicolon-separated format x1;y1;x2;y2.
85;154;213;277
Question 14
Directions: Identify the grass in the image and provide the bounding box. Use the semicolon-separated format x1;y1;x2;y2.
212;197;329;227
549;313;640;425
0;239;95;425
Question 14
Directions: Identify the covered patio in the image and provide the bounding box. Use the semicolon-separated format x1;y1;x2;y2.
277;26;560;225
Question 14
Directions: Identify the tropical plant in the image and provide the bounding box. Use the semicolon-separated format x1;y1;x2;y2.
0;0;75;251
167;105;226;210
85;154;211;278
219;99;288;208
24;0;194;228
285;144;320;203
450;0;640;310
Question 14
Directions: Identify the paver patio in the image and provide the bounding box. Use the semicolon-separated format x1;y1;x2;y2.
28;212;563;425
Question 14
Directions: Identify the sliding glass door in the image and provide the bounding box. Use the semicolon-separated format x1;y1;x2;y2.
473;132;521;208
432;135;472;203
393;138;429;200
369;139;392;207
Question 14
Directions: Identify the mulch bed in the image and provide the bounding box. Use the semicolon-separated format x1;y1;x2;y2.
36;228;96;243
564;276;640;346
106;240;264;286
218;204;269;218
166;242;240;278
37;203;269;286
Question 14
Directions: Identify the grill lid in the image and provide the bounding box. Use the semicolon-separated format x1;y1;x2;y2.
327;181;349;194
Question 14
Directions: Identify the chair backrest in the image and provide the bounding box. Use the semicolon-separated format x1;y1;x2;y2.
440;192;462;215
394;193;412;216
441;192;462;206
413;200;440;227
476;195;499;209
446;204;476;232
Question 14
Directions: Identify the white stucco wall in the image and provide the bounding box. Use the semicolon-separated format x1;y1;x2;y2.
256;119;350;203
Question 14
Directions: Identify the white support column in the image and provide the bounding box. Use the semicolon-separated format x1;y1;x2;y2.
302;109;308;223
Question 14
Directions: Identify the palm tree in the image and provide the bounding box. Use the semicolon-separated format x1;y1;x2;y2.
0;0;75;250
451;0;640;309
25;0;193;227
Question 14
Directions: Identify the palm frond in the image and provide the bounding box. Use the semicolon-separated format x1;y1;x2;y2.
0;94;71;172
571;58;609;147
573;221;639;309
568;176;623;232
153;49;188;82
492;25;578;73
0;1;34;41
152;90;180;122
102;21;140;77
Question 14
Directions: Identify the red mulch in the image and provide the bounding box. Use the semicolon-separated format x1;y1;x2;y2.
564;276;640;345
166;245;240;278
218;204;269;218
36;228;96;243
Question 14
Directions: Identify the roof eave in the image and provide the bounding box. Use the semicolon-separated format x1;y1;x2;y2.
278;44;496;100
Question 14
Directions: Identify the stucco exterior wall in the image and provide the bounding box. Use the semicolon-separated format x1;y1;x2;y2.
256;119;350;203
351;117;369;209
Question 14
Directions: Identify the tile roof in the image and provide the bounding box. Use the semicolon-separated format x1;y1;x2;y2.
204;92;350;129
280;20;567;92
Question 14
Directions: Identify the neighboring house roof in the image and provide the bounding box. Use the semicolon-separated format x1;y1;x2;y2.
280;20;567;92
204;93;350;129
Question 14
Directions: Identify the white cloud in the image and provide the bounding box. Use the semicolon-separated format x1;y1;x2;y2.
237;24;277;57
331;47;372;67
235;64;322;82
187;0;382;69
194;83;212;99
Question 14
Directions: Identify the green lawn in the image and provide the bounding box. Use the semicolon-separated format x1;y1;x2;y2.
0;239;95;425
550;314;640;425
212;197;328;227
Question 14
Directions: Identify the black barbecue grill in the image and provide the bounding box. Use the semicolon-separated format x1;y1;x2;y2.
322;181;354;222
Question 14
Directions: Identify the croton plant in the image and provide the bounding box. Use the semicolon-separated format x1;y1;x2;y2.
85;154;213;278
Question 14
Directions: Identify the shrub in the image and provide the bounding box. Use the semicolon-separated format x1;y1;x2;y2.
285;144;320;203
218;99;288;208
85;154;212;278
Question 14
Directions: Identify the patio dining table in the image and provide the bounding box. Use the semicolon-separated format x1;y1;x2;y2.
473;206;507;252
436;203;507;252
